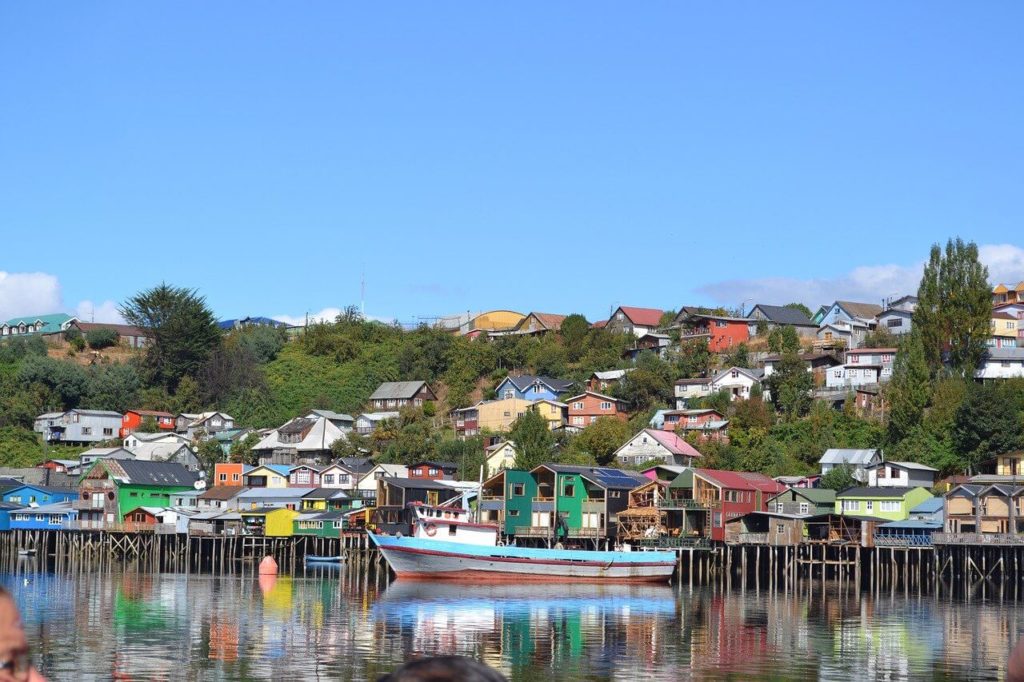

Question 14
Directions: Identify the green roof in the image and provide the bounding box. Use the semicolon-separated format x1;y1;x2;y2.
786;488;836;504
2;313;74;335
668;469;695;489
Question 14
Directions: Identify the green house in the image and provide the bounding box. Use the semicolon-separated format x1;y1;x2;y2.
526;464;647;542
293;510;347;537
834;486;933;522
77;459;200;525
481;469;536;536
767;488;836;516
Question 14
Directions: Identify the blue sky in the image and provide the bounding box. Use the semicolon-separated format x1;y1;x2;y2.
2;3;1023;325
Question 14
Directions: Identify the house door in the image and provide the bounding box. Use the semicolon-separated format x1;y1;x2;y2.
427;491;439;505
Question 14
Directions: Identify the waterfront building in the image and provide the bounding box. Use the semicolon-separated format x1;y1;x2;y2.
300;488;360;512
0;502;21;530
479;469;536;537
689;469;787;542
375;477;463;508
198;486;247;511
318;463;360;490
2;484;76;507
288;464;322;487
236;487;312;510
835;486;933;522
355;464;408;502
10;502;76;531
766;488;836;516
241;508;298;536
293;510;347;537
74;460;200;526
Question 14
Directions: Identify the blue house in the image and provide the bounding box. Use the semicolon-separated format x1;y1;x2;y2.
0;502;20;531
494;375;575;402
3;485;76;507
813;301;883;327
10;502;77;530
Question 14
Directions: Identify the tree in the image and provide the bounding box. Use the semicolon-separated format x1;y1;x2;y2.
676;339;711;379
914;238;992;376
85;328;120;350
560;315;590;362
885;329;931;444
766;328;783;353
510;410;554;470
120;284;222;390
784;302;813;319
863;327;897;349
820;464;857;492
330;431;370;460
780;326;800;354
570;417;632;465
953;382;1024;474
136;416;160;433
171;375;203;414
83;364;142;413
724;343;749;368
613;352;673;412
18;356;89;410
64;328;86;352
230;432;262;466
764;352;812;418
197;438;224;478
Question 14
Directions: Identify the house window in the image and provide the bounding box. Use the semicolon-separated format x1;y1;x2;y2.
428;468;439;476
564;483;575;497
503;390;515;400
508;509;519;517
103;428;113;436
833;370;843;378
842;500;859;512
339;474;349;484
881;354;892;363
232;474;239;481
599;402;612;410
850;354;860;364
609;491;620;499
799;502;809;514
82;427;92;435
880;501;900;513
324;474;334;485
776;502;785;513
731;371;738;378
573;402;584;410
572;417;584;425
865;501;873;513
887;318;903;328
777;524;785;534
219;474;227;482
512;483;525;496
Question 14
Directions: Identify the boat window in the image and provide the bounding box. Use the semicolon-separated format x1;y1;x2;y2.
449;524;457;536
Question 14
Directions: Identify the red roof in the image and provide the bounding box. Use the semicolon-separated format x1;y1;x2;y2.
128;409;174;418
693;468;785;494
643;429;702;458
618;306;665;327
592;320;608;329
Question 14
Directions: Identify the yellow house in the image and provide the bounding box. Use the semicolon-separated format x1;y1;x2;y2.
996;452;1024;477
241;508;298;537
530;399;568;430
245;465;290;489
478;398;535;432
991;312;1018;339
485;441;517;477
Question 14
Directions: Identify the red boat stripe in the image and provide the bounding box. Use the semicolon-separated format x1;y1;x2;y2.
381;544;676;568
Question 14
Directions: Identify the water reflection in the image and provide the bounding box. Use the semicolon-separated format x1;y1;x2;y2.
6;568;1024;681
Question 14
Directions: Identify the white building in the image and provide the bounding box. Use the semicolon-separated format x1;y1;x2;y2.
865;461;938;489
673;367;764;408
818;448;883;483
976;348;1024;380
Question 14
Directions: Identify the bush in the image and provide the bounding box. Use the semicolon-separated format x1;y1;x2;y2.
85;328;120;350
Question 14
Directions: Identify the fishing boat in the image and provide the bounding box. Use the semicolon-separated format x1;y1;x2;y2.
367;503;677;583
305;554;345;564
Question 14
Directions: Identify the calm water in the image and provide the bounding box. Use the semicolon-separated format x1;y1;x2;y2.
8;561;1023;681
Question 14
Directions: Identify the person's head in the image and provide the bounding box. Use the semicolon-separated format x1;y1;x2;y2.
0;588;45;682
378;656;507;682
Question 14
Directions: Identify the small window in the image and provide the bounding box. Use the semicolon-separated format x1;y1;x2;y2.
865;501;873;512
219;474;227;482
82;427;92;435
103;428;113;436
799;502;809;514
512;483;525;496
573;402;584;410
609;491;620;499
776;523;785;534
842;500;858;512
564;483;575;497
599;402;612;410
508;509;520;517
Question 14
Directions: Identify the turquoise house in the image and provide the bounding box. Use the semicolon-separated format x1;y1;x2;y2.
0;313;75;337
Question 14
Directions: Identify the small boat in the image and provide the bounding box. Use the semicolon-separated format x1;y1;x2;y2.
368;503;677;584
17;548;35;557
305;554;345;564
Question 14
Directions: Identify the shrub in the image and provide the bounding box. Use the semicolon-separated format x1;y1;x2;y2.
85;328;120;350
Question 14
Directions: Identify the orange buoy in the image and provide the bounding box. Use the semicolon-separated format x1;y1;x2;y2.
258;555;279;575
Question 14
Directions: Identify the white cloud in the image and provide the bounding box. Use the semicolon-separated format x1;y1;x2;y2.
74;300;125;324
273;307;396;327
0;271;62;320
696;243;1024;309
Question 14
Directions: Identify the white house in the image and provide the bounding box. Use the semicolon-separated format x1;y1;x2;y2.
976;348;1024;380
355;463;408;500
818;448;883;483
826;348;896;390
123;431;191;449
126;442;201;471
673;367;764;408
877;296;918;336
318;463;360;490
865;461;938;489
614;429;702;467
354;412;400;435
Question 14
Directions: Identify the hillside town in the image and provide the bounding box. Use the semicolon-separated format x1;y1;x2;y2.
1;275;1022;553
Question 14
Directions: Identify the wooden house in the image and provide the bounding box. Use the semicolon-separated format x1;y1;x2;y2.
213;463;252;487
494;375;575;402
615;480;669;541
354;411;400;435
671;311;751;353
766;488;835;516
368;381;437;410
724;511;808;546
566;391;628;428
235;487;311;510
355;464;408;502
288;464;322;487
300;488;360;512
9;502;76;531
747;304;816;336
588;369;633;393
244;465;290;488
2;484;76;507
197;486;246;512
688;469;786;542
484;441;517;478
818;448;883;483
835;486;933;522
73;460;199;527
485;469;536;537
662;409;729;442
375;477;463;508
530;399;568;430
37;409;122;445
318;463;359;490
241;507;298;537
120;410;176;438
605;306;665;337
293;510;347;538
865;461;938;489
513;312;568;336
614;429;702;468
407;461;458;480
252;416;346;466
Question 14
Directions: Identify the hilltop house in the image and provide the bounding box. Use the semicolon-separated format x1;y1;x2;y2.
588;369;633;393
408;460;458;480
176;412;234;439
123;431;190;449
825;348;897;390
120;410;176;437
251;415;347;465
662;409;729;442
126;442;201;471
818;448;883;482
60;321;152;349
673;367;764;408
529;399;568;430
452;398;535;438
876;296;918;336
990;312;1019;349
354;412;399;435
614;429;701;467
1;313;76;338
567;391;628;428
993;282;1024;306
604;306;665;337
513;312;568;336
865;461;938;489
368;381;437;410
672;311;751;353
762;352;841;387
304;409;354;430
35;409;122;445
747;304;817;337
976;348;1024;381
494;375;575;402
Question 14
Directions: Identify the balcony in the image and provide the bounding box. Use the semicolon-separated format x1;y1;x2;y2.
933;532;1024;545
873;533;934;547
729;532;768;545
72;498;109;512
66;520;164;533
514;526;552;538
680;327;711;338
658;497;716;510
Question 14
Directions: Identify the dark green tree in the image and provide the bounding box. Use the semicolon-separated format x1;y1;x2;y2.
85;328;120;350
230;432;262;466
612;352;673;412
560;314;590;362
764;352;812;418
914;238;992;376
136;416;160;433
120;284;222;390
766;327;783;353
570;417;632;465
84;364;142;413
197;438;224;478
330;431;370;460
780;326;801;353
510;410;554;470
820;464;857;492
724;343;749;368
676;339;711;379
953;382;1024;474
885;329;931;444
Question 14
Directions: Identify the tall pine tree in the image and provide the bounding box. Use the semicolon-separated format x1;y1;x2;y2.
885;328;930;444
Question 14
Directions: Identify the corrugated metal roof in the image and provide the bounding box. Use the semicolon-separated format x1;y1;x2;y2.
818;449;881;465
503;375;575;394
749;304;815;326
111;460;199;487
369;381;430;400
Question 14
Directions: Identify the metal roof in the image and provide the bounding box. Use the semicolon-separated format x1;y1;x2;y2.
818;449;881;465
108;460;199;487
502;375;575;394
749;304;815;326
836;486;928;499
369;381;431;400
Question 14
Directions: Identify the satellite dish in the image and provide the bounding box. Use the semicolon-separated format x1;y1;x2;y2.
194;480;207;490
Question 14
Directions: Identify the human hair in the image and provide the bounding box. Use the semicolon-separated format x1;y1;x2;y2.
378;656;507;682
